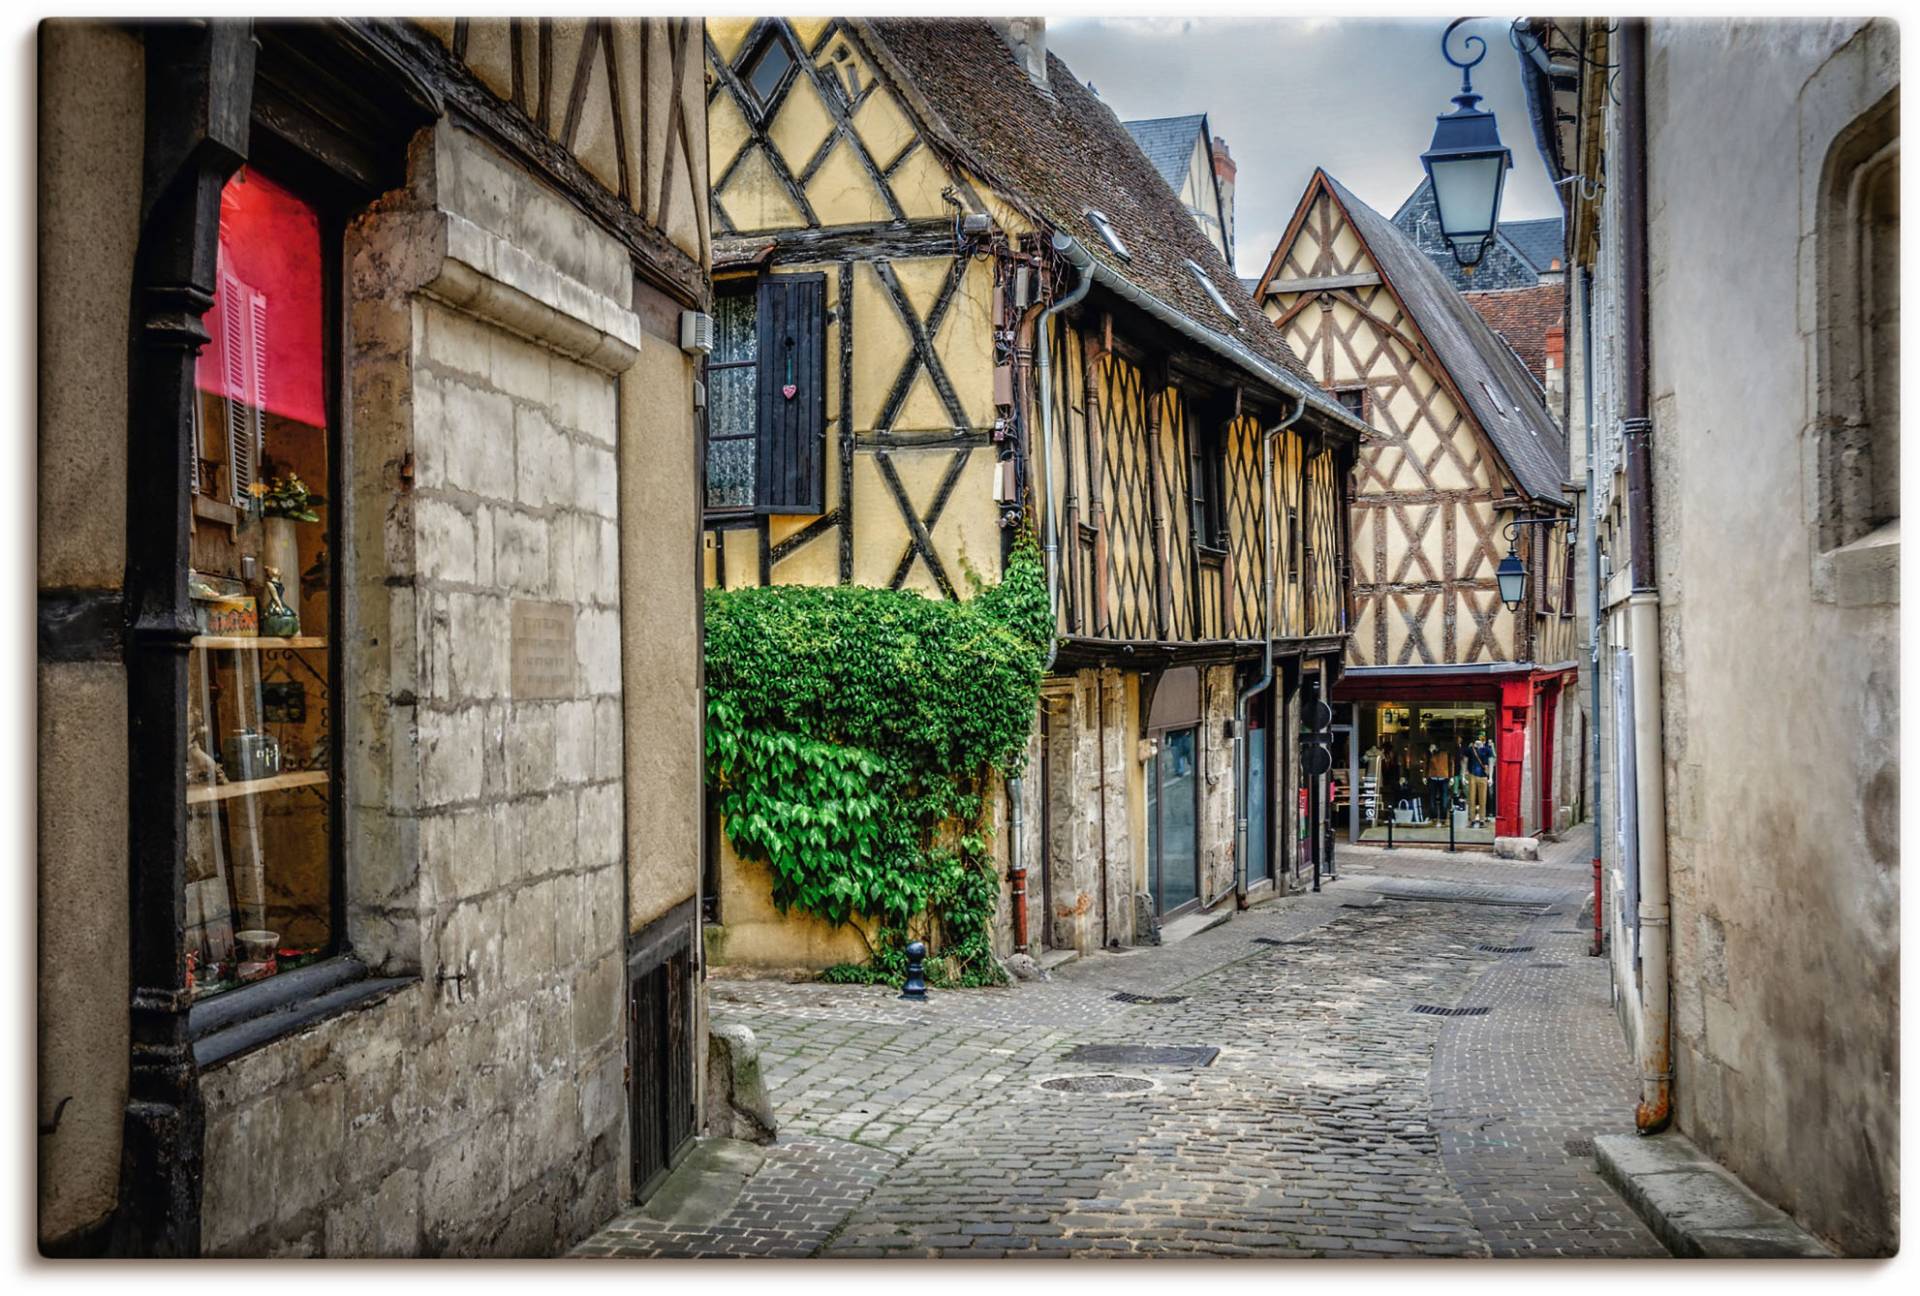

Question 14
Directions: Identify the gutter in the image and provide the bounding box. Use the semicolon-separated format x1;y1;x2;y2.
1231;395;1307;907
1048;232;1369;443
1618;18;1674;1135
1009;233;1095;955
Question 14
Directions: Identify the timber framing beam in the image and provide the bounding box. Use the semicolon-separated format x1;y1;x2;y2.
1267;270;1382;294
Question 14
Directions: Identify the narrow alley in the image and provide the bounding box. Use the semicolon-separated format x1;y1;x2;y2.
577;833;1665;1259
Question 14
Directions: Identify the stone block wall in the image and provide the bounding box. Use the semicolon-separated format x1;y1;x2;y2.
197;122;645;1256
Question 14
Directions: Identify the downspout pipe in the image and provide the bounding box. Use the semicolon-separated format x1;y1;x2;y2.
1233;396;1307;907
1582;268;1604;961
1037;232;1096;673
1010;232;1093;955
1618;17;1673;1135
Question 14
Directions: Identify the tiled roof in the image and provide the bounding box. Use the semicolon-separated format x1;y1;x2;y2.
1499;217;1564;274
861;19;1327;402
1464;284;1562;386
1320;173;1568;502
1123;114;1209;192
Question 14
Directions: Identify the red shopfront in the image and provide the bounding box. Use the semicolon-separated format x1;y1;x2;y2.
1335;664;1572;841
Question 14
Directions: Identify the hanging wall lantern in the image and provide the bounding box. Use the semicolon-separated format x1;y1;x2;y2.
1421;18;1514;269
1496;547;1528;609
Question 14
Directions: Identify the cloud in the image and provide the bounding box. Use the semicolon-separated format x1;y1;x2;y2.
1047;16;1560;277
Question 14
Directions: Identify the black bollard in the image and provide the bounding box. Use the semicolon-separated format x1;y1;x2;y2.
1447;787;1457;853
1386;811;1394;851
899;940;929;1001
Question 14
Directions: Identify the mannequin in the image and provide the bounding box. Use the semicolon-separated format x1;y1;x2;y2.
1424;742;1451;821
1462;728;1495;827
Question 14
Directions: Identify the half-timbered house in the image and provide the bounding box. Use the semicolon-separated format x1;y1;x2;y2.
39;17;709;1255
701;17;1366;968
1124;113;1237;265
1254;169;1578;846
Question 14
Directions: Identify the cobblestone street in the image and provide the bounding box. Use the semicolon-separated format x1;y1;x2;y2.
577;832;1665;1259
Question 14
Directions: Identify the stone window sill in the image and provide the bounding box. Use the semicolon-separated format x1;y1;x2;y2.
1814;518;1898;607
190;955;413;1069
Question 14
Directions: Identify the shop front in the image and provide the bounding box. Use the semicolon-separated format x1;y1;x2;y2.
1334;665;1569;844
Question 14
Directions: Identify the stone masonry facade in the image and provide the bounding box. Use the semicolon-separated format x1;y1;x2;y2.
196;122;644;1256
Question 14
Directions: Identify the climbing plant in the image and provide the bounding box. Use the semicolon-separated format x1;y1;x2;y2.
704;542;1050;987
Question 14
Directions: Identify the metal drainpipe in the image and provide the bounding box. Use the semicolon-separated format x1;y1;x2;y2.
1582;268;1604;960
1231;396;1307;908
1007;232;1094;956
1619;17;1673;1134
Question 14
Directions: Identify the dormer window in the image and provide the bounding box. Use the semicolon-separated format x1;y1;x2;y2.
1184;259;1238;321
1086;209;1130;261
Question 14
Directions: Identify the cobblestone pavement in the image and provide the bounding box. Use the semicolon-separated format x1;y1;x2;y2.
577;829;1664;1259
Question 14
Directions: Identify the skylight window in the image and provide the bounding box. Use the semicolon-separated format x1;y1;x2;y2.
1184;259;1238;321
1085;209;1130;261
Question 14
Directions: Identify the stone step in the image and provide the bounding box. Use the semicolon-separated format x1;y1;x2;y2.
1593;1132;1834;1258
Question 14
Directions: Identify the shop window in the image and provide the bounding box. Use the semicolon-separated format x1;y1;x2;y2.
185;166;336;1000
704;275;827;516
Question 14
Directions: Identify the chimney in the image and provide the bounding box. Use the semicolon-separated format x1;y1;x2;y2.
1211;133;1237;264
992;17;1048;91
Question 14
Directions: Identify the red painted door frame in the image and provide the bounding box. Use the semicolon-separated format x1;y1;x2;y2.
1537;684;1558;837
1496;678;1531;839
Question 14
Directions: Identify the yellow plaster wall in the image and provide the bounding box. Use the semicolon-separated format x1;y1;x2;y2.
710;838;874;970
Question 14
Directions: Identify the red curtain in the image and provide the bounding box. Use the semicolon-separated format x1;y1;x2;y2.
194;166;327;430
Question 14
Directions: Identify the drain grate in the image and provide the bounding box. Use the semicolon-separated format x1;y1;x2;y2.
1564;1136;1596;1158
1110;991;1187;1005
1530;961;1569;970
1039;1073;1155;1095
1251;937;1287;946
1411;1004;1492;1017
1476;944;1535;954
1064;1043;1219;1067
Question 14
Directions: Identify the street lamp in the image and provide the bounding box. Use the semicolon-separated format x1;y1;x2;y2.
1496;514;1569;611
1421;18;1514;269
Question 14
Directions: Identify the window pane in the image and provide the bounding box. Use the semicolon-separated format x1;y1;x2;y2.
186;166;334;1001
1158;728;1198;912
745;38;793;109
707;436;756;511
714;291;757;365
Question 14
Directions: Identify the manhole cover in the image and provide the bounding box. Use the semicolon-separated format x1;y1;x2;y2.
1476;944;1535;954
1038;1073;1156;1095
1111;991;1187;1005
1411;1004;1492;1017
1564;1137;1596;1158
1064;1043;1219;1067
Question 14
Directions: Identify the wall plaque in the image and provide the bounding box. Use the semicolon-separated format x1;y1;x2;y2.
511;600;576;699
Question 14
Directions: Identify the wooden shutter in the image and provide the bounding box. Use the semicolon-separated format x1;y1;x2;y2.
755;273;827;514
221;269;267;508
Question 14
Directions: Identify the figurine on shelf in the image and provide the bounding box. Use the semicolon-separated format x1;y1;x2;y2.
260;565;300;638
187;717;226;786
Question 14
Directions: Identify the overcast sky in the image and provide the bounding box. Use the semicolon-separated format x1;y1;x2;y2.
1048;15;1561;278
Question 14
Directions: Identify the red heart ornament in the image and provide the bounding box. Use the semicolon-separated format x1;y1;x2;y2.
782;383;798;400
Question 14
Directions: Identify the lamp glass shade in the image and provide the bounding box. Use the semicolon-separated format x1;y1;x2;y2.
1421;93;1513;267
1496;550;1527;608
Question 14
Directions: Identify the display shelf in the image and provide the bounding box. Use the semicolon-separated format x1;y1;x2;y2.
187;770;329;805
191;635;327;651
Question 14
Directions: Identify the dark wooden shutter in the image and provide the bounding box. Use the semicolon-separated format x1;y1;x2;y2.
755;273;827;513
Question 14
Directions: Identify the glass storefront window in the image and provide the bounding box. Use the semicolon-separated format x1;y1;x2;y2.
1356;700;1499;844
184;166;335;999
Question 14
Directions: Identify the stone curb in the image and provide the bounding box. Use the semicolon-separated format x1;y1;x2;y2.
1593;1133;1835;1258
